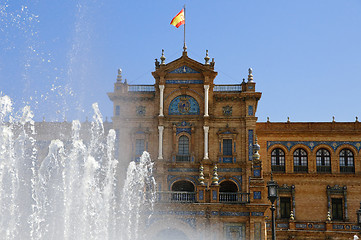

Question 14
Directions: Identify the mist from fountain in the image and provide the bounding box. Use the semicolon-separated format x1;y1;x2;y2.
0;95;156;240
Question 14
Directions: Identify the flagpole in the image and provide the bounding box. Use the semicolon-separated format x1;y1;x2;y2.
183;4;187;52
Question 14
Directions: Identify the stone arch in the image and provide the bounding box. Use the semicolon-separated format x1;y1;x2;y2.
289;144;311;155
219;180;238;192
335;144;358;156
168;176;198;191
171;180;195;192
269;145;288;173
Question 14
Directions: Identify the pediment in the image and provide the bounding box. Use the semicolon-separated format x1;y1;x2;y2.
152;51;218;84
169;65;200;74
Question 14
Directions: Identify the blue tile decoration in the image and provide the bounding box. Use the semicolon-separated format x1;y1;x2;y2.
220;212;250;216
296;223;307;229
231;176;242;190
166;80;204;84
352;225;361;230
219;157;222;163
267;141;361;152
218;168;242;172
308;224;313;228
211;211;219;216
225;224;246;239
248;130;254;161
223;157;233;163
169;65;200;74
176;127;191;135
254;169;261;177
176;121;192;127
199;190;204;200
314;224;325;229
251;212;264;216
220;131;232;134
168;168;198;172
248;105;253;116
222;105;232;116
253;191;261;199
212;190;217;200
333;225;345;230
169;95;200;115
277;223;289;228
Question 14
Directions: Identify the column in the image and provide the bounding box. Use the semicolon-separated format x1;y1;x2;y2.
158;126;164;159
204;85;209;117
203;126;209;159
159;85;164;117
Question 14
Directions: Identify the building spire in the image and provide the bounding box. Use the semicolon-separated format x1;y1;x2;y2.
160;49;166;65
117;68;122;82
204;50;210;65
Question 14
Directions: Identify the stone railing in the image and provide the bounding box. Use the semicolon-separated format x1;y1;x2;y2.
128;85;155;92
156;191;196;203
213;85;242;92
176;155;191;162
219;192;250;204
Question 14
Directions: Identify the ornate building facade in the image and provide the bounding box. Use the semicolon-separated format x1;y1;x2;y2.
107;49;361;240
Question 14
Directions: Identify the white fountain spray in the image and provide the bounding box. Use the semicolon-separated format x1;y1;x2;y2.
0;95;156;240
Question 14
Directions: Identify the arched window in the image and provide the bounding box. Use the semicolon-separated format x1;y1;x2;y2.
316;148;331;173
293;148;308;173
339;149;354;173
219;181;240;202
220;181;238;193
271;148;285;172
176;135;190;162
172;180;194;192
171;180;195;203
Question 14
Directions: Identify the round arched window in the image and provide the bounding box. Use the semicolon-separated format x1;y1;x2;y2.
339;149;354;173
293;148;308;173
316;148;331;173
271;148;285;172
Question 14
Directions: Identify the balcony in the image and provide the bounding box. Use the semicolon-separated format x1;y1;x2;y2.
214;85;242;92
317;166;331;173
128;85;155;92
271;165;285;173
157;191;196;203
293;166;308;173
340;166;355;173
176;155;191;162
219;192;250;204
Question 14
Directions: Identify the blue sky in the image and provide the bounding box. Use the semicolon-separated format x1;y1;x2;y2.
1;0;360;122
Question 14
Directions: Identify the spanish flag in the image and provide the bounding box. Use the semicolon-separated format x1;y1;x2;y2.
170;9;185;28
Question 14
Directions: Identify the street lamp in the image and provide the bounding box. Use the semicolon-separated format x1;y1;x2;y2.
267;172;279;240
357;202;361;232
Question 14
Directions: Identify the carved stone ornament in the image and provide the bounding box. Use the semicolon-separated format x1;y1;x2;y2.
136;106;146;116
222;105;232;116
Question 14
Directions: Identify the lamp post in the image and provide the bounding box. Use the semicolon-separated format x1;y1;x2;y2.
357;202;361;233
267;173;279;240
